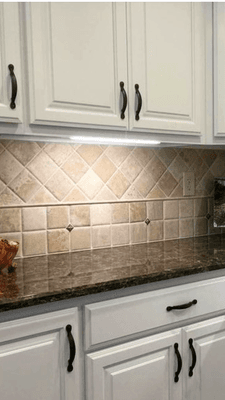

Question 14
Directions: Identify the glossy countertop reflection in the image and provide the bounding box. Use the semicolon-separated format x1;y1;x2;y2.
1;234;225;312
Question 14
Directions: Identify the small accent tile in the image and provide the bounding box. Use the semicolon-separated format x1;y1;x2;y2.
206;213;211;220
66;224;74;232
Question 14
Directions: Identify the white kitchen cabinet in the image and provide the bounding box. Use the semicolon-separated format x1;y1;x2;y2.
0;308;82;400
0;3;23;124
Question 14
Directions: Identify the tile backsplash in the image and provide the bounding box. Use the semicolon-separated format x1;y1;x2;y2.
0;139;225;258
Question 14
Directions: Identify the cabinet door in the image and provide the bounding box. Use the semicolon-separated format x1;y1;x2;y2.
0;308;82;400
183;316;225;400
86;330;182;400
26;3;128;129
127;3;205;141
0;3;23;123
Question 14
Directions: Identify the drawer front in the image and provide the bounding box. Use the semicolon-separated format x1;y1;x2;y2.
84;277;225;349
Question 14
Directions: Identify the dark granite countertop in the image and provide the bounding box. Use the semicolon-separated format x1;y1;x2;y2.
1;234;225;312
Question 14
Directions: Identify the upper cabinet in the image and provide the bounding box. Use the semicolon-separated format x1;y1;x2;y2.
0;3;23;124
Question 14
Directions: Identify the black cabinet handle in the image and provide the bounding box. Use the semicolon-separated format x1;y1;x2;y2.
120;81;127;119
66;324;76;372
167;299;197;312
174;343;182;382
8;64;17;110
188;338;196;377
135;84;142;121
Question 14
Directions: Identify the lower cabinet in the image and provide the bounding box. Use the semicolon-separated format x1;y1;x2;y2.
0;308;82;400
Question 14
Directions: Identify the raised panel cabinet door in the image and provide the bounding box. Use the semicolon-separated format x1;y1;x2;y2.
0;308;82;400
127;3;206;142
183;316;225;400
0;3;23;123
26;3;128;129
86;330;182;400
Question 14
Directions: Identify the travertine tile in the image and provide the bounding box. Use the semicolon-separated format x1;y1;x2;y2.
157;148;177;167
45;170;74;201
76;145;103;166
190;156;208;185
179;148;198;168
29;187;58;204
194;218;208;236
170;184;183;198
44;143;73;166
47;206;69;229
22;207;46;231
147;201;163;220
134;170;155;198
0;232;22;257
194;198;208;217
168;155;189;182
8;142;40;166
146;155;166;182
158;171;177;197
148;220;163;241
120;154;142;183
92;226;111;248
201;149;217;167
0;180;5;193
71;205;90;226
27;151;58;184
133;148;154;167
0;188;23;206
77;170;104;199
71;227;91;250
112;224;129;246
93;155;116;182
61;152;89;183
0;150;23;184
23;231;47;256
0;208;21;232
9;170;41;202
106;146;131;167
64;187;88;203
107;171;130;199
112;203;129;224
147;185;166;199
122;185;142;200
130;222;147;243
164;200;179;219
179;219;194;238
94;186;117;202
210;153;225;177
195;171;214;197
179;199;194;218
47;229;69;253
130;202;146;222
91;204;110;225
164;220;179;239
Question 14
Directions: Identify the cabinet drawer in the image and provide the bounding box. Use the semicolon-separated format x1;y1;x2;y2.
84;277;225;349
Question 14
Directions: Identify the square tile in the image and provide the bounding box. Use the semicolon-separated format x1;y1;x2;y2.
194;218;208;236
107;171;130;199
130;222;147;243
130;202;146;222
147;201;163;220
23;231;47;256
112;224;129;246
164;200;179;219
111;203;129;224
71;205;90;226
93;155;116;183
45;170;74;201
0;150;23;184
194;198;208;217
0;208;21;232
179;219;194;238
164;220;179;239
22;207;46;231
147;220;163;242
71;227;91;250
77;170;104;200
91;204;110;225
47;229;69;253
47;206;69;228
92;226;111;248
27;151;58;184
179;199;194;218
61;152;89;183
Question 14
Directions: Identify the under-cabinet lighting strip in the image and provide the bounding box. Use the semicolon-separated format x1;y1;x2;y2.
69;136;161;146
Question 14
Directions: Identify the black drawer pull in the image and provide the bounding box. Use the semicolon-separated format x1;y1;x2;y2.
135;84;142;121
8;64;17;110
120;81;127;119
174;343;182;382
189;338;197;377
66;324;76;372
167;299;197;312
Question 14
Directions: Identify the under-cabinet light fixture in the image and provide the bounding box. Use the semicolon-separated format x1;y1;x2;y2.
69;135;161;146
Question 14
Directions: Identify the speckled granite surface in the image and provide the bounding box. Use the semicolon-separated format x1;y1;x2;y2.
1;234;225;312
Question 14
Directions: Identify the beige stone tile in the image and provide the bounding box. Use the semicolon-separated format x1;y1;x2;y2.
8;142;40;166
130;202;146;222
120;154;142;183
64;187;88;203
106;146;132;167
0;139;12;148
195;171;214;197
158;171;178;197
47;206;69;229
0;180;5;193
130;222;147;243
107;171;130;199
147;220;163;241
170;184;183;198
45;170;74;201
91;204;110;225
61;152;89;183
23;231;47;256
0;143;4;154
22;207;46;231
210;153;225;177
179;199;194;218
0;208;21;232
112;224;129;246
76;145;103;166
92;226;111;248
47;229;69;253
179;219;194;238
194;198;208;217
164;200;179;219
179;148;198;167
168;155;189;182
71;227;91;250
44;143;73;166
194;218;208;236
0;150;23;184
201;149;217;167
190;156;208;185
71;205;90;226
147;201;163;220
121;185;142;200
134;170;155;198
0;232;22;257
147;185;166;199
77;170;104;200
29;187;58;204
164;220;179;239
94;186;117;202
9;170;41;202
112;203;129;224
27;151;58;184
133;148;154;167
157;148;177;167
0;188;23;206
93;155;116;183
146;155;166;182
